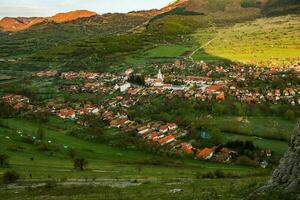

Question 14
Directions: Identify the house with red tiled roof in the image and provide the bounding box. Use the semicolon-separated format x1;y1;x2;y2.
138;126;150;135
159;125;169;133
181;143;193;155
158;135;175;145
216;92;225;101
148;132;159;141
57;108;76;119
168;123;178;130
196;147;214;160
206;84;224;94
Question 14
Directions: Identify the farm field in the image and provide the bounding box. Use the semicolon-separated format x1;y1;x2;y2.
193;14;300;66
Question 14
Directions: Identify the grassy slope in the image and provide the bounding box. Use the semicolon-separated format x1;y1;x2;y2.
224;133;288;154
193;14;300;66
0;117;270;199
144;45;190;58
0;118;269;200
212;116;295;141
0;117;258;179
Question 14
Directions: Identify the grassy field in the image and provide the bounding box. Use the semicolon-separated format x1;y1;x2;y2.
193;14;300;66
224;132;288;154
0;116;271;199
0;177;268;200
212;116;295;142
144;45;191;58
0;117;264;178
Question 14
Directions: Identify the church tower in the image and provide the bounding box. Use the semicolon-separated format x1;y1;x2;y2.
157;69;164;81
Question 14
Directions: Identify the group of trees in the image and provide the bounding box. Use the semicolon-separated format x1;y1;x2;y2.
0;154;20;184
127;74;145;86
0;154;9;167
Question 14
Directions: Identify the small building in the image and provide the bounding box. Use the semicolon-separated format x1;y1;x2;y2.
158;135;175;145
197;147;214;160
120;83;131;92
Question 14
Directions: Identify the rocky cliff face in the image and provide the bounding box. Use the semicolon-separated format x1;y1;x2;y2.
255;120;300;197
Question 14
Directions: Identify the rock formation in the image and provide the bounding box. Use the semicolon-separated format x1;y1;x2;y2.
254;120;300;197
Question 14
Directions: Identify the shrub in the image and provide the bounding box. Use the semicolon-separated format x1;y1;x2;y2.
0;154;9;167
67;148;77;159
37;127;45;140
214;170;225;178
202;171;215;179
241;0;262;8
236;156;259;167
284;110;295;121
73;158;88;171
2;171;20;184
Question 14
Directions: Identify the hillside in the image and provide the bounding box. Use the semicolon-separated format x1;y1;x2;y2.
0;10;97;32
0;0;299;71
193;14;300;66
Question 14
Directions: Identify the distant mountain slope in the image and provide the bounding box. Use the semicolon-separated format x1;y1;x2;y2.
0;0;299;71
0;10;97;32
48;10;96;23
0;17;44;32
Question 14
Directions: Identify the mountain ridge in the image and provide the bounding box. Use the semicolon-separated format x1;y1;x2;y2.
1;0;299;32
0;10;97;32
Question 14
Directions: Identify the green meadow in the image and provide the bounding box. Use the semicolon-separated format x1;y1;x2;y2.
0;116;271;199
193;14;300;66
144;45;190;58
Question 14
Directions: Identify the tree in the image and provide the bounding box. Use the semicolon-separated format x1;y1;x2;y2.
208;127;224;146
0;154;9;167
67;148;77;159
284;110;295;121
73;158;88;171
37;127;45;140
2;171;20;184
128;74;145;86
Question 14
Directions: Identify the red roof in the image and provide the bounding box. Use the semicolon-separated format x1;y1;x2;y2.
197;148;214;159
159;125;169;131
206;84;224;92
150;132;158;141
182;143;193;155
158;135;174;144
216;92;225;101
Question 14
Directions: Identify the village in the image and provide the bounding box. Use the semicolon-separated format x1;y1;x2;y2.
1;60;300;168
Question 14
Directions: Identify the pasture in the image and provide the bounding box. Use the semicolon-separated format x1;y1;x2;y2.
193;14;300;66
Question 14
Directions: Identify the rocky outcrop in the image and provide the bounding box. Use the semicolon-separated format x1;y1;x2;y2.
254;120;300;197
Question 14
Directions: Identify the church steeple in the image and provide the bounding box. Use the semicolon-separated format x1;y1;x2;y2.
157;69;164;81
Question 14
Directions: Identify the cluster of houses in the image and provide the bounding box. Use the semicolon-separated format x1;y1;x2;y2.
46;101;101;120
0;94;33;110
2;61;299;167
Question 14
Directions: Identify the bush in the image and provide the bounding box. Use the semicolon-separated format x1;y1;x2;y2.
241;0;262;8
2;171;20;184
202;171;215;179
73;158;88;171
201;170;227;179
37;127;45;140
0;154;9;167
236;156;259;167
284;110;295;121
67;148;77;159
214;170;225;178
